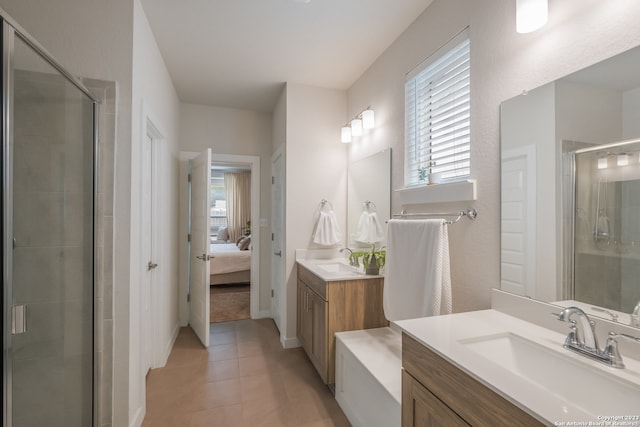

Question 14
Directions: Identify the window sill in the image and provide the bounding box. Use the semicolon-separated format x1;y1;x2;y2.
395;179;476;205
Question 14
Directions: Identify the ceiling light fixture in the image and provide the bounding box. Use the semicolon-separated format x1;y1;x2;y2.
516;0;548;34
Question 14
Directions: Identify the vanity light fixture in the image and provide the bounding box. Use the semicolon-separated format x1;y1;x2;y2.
341;126;352;143
362;109;375;129
340;106;375;143
351;118;363;136
597;156;608;170
617;153;630;166
516;0;548;34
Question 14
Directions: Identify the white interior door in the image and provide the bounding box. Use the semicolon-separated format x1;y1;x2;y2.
190;149;212;347
141;134;155;373
271;148;285;332
501;146;536;297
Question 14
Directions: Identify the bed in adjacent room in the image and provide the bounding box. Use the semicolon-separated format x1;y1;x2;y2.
209;238;251;285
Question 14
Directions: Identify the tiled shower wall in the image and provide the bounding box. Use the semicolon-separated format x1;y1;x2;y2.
11;68;95;426
84;78;116;427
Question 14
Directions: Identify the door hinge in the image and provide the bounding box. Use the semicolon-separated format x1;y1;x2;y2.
187;233;191;242
187;293;191;302
271;289;274;298
271;233;274;241
188;173;192;183
272;176;275;184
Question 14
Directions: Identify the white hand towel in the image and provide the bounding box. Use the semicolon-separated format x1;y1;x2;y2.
383;219;452;321
356;211;384;244
313;210;342;246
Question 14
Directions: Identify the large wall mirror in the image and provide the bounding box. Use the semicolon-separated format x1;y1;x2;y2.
500;46;640;328
347;148;392;248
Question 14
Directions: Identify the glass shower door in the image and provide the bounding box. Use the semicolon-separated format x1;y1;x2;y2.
4;29;96;426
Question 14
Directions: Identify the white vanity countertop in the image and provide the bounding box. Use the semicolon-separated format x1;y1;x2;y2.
295;249;383;281
395;310;640;425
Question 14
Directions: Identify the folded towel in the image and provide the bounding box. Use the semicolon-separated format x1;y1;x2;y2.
355;211;384;244
383;219;452;321
313;210;342;246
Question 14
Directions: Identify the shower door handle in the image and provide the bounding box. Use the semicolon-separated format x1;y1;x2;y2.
12;304;27;335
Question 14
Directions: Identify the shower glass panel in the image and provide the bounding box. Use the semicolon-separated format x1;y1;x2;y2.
573;140;640;314
4;29;96;426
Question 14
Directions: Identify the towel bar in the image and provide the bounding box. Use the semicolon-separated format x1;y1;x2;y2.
391;208;478;225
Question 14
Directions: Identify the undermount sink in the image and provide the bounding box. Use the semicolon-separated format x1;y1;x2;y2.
315;262;363;276
459;332;640;416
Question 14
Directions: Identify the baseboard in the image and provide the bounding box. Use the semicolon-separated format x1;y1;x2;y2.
160;323;180;367
254;309;272;319
281;335;301;349
130;406;144;427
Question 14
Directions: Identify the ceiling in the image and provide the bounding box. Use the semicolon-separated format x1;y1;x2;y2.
139;0;432;112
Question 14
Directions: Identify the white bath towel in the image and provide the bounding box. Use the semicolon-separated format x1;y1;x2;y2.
383;219;452;321
355;211;384;244
313;210;342;246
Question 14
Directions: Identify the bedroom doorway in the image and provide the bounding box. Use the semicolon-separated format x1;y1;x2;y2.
186;152;261;345
209;165;252;323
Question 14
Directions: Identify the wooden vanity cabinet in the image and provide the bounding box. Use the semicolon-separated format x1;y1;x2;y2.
402;333;544;427
297;264;387;384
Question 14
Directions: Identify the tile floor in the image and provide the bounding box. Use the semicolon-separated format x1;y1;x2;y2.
142;319;351;427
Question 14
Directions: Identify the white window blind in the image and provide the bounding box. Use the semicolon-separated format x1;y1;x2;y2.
405;30;470;187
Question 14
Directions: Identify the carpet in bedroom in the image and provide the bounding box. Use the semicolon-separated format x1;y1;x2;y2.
210;284;250;323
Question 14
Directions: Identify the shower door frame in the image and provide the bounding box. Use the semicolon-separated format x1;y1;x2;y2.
1;10;101;427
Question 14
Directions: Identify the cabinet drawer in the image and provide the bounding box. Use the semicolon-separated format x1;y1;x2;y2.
402;333;543;426
298;265;327;300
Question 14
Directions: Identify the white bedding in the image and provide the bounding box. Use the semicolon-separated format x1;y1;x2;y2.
209;243;251;275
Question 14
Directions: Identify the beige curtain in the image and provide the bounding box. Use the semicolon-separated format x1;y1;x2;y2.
224;171;251;242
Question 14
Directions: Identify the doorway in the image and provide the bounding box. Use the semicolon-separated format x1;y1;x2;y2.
209;165;252;323
141;118;164;373
184;151;260;347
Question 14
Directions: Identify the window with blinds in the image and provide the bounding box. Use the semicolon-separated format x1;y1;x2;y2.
405;30;470;187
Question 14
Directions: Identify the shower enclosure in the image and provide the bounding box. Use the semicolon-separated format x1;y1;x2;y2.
568;139;640;314
2;13;99;427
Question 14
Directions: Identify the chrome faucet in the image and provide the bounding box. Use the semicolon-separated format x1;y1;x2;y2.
554;306;640;369
339;248;359;267
555;306;599;351
631;300;640;327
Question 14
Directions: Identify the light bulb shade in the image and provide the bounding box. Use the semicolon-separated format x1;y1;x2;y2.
341;126;352;143
597;157;608;169
362;109;375;129
516;0;548;34
351;119;363;136
617;153;629;166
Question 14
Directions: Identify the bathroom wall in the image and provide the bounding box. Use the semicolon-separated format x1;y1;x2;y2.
346;0;640;312
178;103;273;317
130;0;182;425
282;83;347;345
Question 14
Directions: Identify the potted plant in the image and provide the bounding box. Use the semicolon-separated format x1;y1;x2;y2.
349;244;386;275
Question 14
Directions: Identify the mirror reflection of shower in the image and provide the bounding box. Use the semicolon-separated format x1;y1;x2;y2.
593;179;612;249
571;139;640;314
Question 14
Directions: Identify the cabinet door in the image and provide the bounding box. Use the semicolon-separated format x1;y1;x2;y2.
402;371;469;427
309;289;327;377
298;281;313;352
